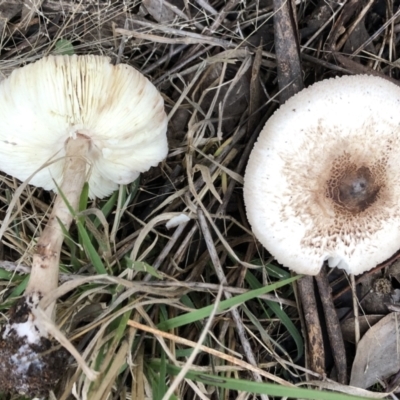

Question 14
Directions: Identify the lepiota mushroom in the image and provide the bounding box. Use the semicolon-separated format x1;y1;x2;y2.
0;55;167;396
244;74;400;276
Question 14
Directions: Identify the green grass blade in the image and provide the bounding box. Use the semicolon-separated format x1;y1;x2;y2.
94;191;119;229
150;361;370;400
246;270;303;361
157;275;300;330
54;181;107;275
0;269;12;280
76;222;107;274
79;182;90;213
53;39;74;55
9;275;29;298
155;351;168;400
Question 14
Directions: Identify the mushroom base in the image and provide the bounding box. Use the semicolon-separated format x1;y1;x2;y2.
0;297;68;397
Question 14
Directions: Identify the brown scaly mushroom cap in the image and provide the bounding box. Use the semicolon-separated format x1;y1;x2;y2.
244;75;400;275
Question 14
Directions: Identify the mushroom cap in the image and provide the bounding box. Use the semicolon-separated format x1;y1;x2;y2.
244;75;400;275
0;55;168;198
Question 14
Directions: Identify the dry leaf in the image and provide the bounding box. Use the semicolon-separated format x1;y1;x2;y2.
341;315;384;344
350;312;400;388
389;259;400;284
142;0;175;22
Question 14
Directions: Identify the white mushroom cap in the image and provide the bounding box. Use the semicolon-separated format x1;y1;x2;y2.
0;55;168;198
244;75;400;275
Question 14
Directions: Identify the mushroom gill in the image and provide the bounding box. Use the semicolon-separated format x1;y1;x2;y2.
244;75;400;275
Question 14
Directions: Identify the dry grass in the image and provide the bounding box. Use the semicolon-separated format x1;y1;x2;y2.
0;0;398;399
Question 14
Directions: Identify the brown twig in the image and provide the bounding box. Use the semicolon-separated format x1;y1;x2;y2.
297;276;325;376
273;0;303;102
315;266;347;384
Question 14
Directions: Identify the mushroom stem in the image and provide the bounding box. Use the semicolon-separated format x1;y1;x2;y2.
27;134;90;314
0;134;90;397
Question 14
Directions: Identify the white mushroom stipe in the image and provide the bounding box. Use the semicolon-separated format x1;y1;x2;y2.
244;75;400;276
166;213;191;229
0;54;168;199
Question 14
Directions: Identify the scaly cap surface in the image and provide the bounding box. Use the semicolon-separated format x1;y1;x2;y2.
244;75;400;275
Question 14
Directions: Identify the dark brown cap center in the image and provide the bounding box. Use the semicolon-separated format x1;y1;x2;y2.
327;165;380;214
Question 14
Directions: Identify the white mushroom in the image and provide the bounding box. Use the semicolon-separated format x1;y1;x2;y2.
0;55;167;396
0;54;167;199
244;74;400;276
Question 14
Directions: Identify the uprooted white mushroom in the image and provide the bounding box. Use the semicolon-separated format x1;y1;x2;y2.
0;55;167;396
244;74;400;276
